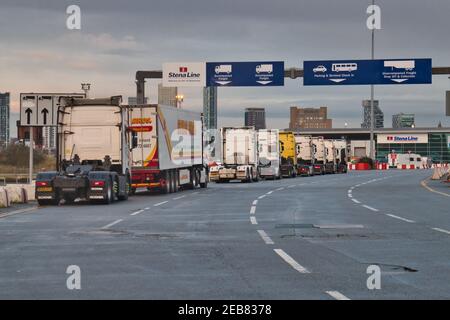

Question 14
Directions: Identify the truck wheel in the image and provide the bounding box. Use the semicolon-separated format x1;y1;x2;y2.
161;171;170;194
118;177;129;201
173;170;179;193
131;188;136;195
103;180;113;204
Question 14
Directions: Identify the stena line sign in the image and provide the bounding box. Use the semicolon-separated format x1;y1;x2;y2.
378;133;428;144
163;62;206;87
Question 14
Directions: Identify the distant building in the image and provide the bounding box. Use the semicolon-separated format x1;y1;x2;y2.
128;97;148;105
392;113;415;128
42;126;57;152
158;84;178;107
0;92;10;147
361;100;384;129
203;87;217;130
245;108;266;130
289;106;332;130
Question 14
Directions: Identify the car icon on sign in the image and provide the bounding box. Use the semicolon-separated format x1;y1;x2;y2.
313;65;327;73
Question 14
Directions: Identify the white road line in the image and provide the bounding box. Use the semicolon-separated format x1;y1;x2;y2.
287;185;296;189
258;195;266;199
274;249;309;274
326;291;351;300
432;227;450;235
154;201;168;207
144;207;150;210
351;199;361;204
276;187;285;191
252;200;258;205
173;195;186;200
250;216;258;225
130;209;144;216
362;205;379;212
386;214;415;223
257;230;274;245
101;219;123;230
266;191;273;195
348;194;353;198
250;206;257;214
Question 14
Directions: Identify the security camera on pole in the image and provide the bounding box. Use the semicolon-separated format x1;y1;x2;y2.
366;1;381;161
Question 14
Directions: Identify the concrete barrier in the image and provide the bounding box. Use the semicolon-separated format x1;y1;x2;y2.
0;187;11;208
4;185;28;204
18;184;34;201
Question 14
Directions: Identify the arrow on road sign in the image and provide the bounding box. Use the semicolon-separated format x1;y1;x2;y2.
25;108;33;125
215;81;232;85
330;79;346;83
41;108;49;125
391;79;408;83
256;81;272;85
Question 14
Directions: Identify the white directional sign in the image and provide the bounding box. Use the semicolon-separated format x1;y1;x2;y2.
20;93;85;126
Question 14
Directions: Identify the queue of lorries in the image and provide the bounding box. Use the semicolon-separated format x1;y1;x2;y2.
209;127;347;183
34;97;347;206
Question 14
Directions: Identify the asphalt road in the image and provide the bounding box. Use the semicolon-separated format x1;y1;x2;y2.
0;170;449;299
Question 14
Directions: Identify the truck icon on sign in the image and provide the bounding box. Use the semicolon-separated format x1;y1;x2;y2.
384;60;415;71
256;64;273;74
215;65;232;74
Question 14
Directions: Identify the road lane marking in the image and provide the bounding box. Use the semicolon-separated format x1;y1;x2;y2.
250;216;258;225
287;185;296;189
421;179;450;198
432;227;450;235
266;191;273;195
274;249;309;274
258;195;266;199
348;194;353;198
144;207;150;210
276;187;285;191
386;214;415;223
101;219;123;229
252;200;258;205
362;205;379;212
326;291;350;300
351;199;361;204
257;230;274;245
154;201;168;207
250;206;256;214
130;209;144;216
173;195;186;200
0;206;38;219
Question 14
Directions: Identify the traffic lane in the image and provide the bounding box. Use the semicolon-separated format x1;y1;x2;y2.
252;170;450;298
352;170;450;230
0;179;329;299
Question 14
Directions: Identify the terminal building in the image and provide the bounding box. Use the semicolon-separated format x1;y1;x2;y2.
293;127;450;163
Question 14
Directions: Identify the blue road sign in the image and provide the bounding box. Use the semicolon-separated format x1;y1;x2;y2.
303;58;432;86
206;61;284;87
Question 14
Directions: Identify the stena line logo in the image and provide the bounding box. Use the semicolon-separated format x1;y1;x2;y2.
168;66;201;78
387;135;419;142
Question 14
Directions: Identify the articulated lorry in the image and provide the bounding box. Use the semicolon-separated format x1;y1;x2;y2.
279;131;297;178
311;137;326;175
129;104;208;194
35;96;132;205
258;129;281;179
324;140;337;174
333;139;348;173
295;135;314;176
210;127;259;183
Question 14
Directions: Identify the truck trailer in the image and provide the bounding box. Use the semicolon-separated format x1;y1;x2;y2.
312;137;326;175
295;134;314;176
333;139;348;173
258;129;281;180
35;96;132;205
324;139;337;174
279;131;297;178
129;104;208;194
210;127;259;183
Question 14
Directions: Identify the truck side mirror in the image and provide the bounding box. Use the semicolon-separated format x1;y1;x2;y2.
132;132;138;149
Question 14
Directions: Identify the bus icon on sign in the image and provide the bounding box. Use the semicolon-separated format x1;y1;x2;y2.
332;63;358;72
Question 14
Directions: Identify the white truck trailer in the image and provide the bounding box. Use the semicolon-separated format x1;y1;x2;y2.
35;96;132;205
210;127;259;183
295;134;314;176
312;137;326;175
333;139;348;173
128;104;208;194
258;129;281;179
324;139;337;174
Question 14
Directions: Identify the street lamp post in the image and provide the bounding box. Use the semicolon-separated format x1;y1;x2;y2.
369;0;375;161
175;94;184;109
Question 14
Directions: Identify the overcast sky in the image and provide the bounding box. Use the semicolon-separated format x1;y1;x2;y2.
1;0;450;137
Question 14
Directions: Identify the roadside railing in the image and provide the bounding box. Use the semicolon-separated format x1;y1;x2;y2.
0;174;37;185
